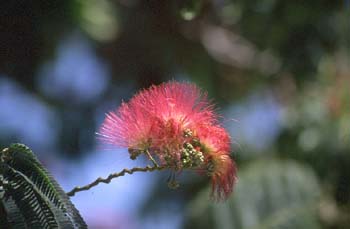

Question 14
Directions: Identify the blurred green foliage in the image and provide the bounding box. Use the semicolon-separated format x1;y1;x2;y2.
185;160;320;229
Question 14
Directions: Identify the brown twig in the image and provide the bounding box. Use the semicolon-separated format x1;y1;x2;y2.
66;165;166;197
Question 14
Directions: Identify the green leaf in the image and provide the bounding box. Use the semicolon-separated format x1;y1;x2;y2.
179;0;203;21
1;195;27;228
0;143;87;228
184;159;321;229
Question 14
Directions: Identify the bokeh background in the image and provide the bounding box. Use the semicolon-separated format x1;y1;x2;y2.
1;1;349;228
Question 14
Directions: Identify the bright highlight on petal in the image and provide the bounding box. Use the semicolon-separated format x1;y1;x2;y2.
98;81;237;201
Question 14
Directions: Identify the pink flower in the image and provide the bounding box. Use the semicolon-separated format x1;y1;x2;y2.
209;154;237;201
99;99;155;151
98;81;237;201
99;81;215;160
196;124;237;201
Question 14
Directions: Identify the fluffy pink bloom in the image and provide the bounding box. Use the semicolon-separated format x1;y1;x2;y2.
98;81;237;201
195;124;231;153
139;82;216;126
99;99;155;150
196;124;237;201
135;82;216;162
100;81;214;158
209;154;236;201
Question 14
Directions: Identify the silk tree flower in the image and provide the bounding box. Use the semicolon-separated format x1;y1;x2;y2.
195;124;237;201
99;81;237;201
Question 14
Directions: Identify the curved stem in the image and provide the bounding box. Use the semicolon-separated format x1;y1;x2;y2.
145;150;159;167
66;165;166;197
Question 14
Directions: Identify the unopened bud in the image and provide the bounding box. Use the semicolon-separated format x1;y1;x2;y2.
168;180;180;189
128;148;142;160
183;129;193;138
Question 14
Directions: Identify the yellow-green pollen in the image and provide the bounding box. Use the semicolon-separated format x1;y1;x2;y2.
180;142;204;168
